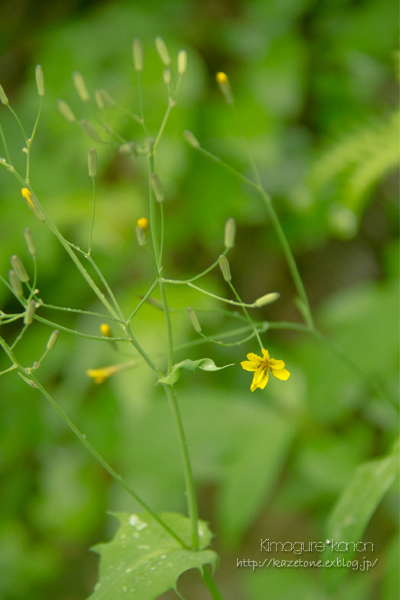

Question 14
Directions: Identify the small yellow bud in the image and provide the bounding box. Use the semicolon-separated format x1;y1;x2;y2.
35;65;45;97
219;255;232;282
133;38;144;72
216;71;233;104
136;217;149;246
100;323;112;337
88;147;97;178
118;142;137;156
216;72;228;84
137;217;149;233
72;71;90;102
155;36;171;66
57;99;76;123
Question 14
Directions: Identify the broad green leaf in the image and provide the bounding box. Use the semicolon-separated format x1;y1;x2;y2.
157;358;234;386
322;439;399;591
88;512;218;600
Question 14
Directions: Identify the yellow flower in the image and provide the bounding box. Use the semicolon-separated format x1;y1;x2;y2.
216;72;228;84
86;365;119;385
100;323;112;337
241;348;290;392
136;217;149;233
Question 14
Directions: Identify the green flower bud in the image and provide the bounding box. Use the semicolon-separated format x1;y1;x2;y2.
118;142;137;156
99;89;115;107
183;130;200;149
150;173;164;202
163;69;171;86
24;299;36;325
224;217;236;249
47;329;59;350
219;255;231;282
177;50;187;75
133;38;144;72
24;228;36;256
0;84;9;105
11;255;29;282
88;147;97;178
57;99;76;123
35;65;45;97
188;307;201;333
254;292;280;307
155;37;171;66
73;71;90;102
80;119;102;142
94;89;105;110
8;270;23;297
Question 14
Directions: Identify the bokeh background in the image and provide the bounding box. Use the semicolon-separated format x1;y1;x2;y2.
0;0;398;598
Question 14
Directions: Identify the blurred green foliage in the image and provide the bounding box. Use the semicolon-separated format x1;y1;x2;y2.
0;0;398;599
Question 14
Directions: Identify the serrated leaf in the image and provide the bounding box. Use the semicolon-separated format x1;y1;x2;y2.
157;358;234;386
87;512;218;600
322;439;399;592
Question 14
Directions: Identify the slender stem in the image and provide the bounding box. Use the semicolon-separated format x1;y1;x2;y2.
127;280;158;321
178;249;229;284
27;372;188;548
259;189;314;327
162;280;259;308
137;71;148;136
7;105;28;142
33;314;130;342
153;99;175;152
164;385;199;550
26;97;43;182
35;302;124;323
10;324;28;349
0;123;12;165
228;281;263;350
88;177;96;255
85;254;125;321
202;567;225;600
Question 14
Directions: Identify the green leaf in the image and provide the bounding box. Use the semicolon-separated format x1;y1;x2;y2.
88;512;218;600
157;358;234;386
322;439;399;592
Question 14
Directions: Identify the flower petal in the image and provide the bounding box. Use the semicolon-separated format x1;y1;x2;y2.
268;358;285;370
271;367;290;381
241;360;258;372
250;367;269;391
246;352;262;365
261;348;270;360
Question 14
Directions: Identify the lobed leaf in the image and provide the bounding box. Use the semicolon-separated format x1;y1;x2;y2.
88;512;218;600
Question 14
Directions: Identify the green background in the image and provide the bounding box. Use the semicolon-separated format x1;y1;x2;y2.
0;0;398;598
